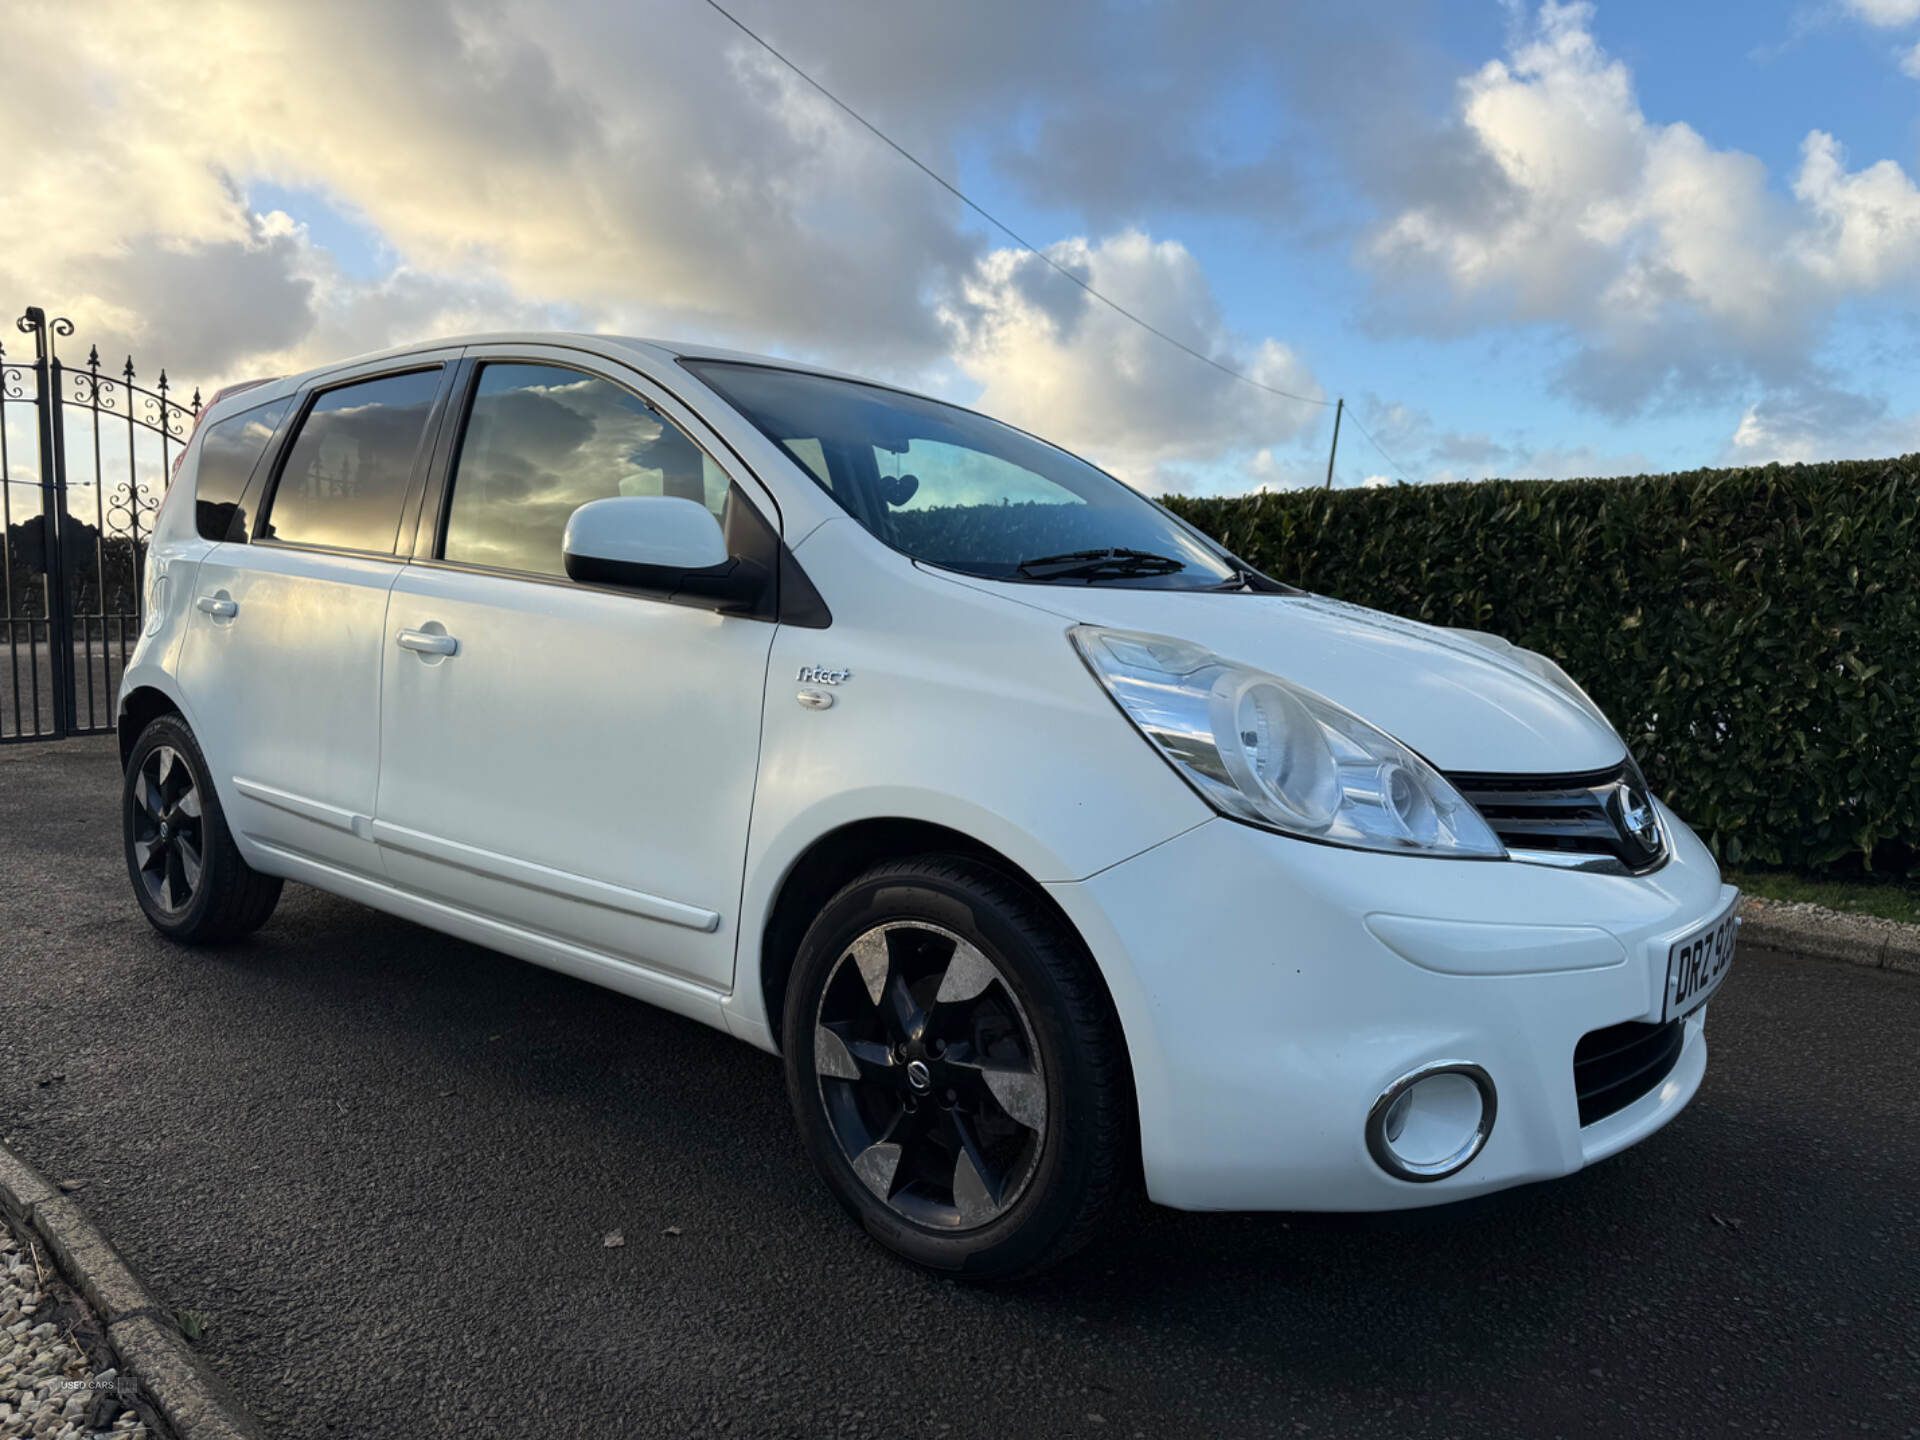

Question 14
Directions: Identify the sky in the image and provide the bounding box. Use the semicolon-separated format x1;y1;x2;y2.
8;0;1920;495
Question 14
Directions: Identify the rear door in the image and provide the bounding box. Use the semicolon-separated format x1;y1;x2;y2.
177;358;457;876
374;346;780;990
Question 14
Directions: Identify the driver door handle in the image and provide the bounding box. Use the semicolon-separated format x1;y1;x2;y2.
196;596;237;618
396;629;459;657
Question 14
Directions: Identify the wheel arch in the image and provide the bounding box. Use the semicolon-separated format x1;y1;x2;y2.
117;684;184;769
754;818;1130;1074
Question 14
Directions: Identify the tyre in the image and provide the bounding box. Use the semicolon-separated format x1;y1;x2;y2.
123;714;282;944
782;856;1128;1280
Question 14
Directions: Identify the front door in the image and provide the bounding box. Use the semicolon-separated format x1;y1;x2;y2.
375;352;778;990
177;362;454;876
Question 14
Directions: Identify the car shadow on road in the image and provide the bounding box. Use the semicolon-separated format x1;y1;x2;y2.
213;881;1705;1377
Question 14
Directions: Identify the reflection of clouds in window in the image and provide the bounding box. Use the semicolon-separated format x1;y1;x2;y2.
199;405;286;498
266;370;440;553
194;396;290;542
443;364;725;578
232;413;279;451
293;406;422;500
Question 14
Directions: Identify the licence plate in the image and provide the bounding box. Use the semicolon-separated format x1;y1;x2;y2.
1664;894;1740;1022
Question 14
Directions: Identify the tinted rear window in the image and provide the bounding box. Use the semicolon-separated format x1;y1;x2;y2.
260;369;442;554
193;397;291;542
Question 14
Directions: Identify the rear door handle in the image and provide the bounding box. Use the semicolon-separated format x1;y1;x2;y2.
396;629;459;657
196;596;237;618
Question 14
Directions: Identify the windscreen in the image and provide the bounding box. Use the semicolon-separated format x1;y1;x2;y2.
686;361;1240;589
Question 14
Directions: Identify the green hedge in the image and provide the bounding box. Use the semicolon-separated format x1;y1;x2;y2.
1164;460;1920;875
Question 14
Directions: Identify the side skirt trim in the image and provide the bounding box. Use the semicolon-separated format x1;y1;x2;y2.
367;819;722;933
249;840;734;1029
232;777;371;838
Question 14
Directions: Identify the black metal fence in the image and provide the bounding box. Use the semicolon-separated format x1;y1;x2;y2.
1;307;199;741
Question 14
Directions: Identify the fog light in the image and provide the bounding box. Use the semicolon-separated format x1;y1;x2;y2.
1366;1060;1497;1182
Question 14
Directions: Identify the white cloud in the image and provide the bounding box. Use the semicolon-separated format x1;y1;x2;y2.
942;232;1325;492
1368;2;1920;414
1901;40;1920;76
20;0;1916;489
0;0;1326;481
1792;130;1920;287
1845;0;1920;27
0;0;977;381
1728;379;1920;462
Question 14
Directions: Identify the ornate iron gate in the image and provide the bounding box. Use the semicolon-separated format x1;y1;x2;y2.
1;307;199;741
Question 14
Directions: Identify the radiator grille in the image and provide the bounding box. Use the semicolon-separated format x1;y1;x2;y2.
1446;763;1667;873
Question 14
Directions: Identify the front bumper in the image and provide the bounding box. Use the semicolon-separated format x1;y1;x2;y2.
1046;801;1731;1211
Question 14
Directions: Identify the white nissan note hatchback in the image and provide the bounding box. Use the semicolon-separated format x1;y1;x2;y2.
117;333;1738;1278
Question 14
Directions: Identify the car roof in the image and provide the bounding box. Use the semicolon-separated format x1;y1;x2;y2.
252;331;907;401
196;331;967;456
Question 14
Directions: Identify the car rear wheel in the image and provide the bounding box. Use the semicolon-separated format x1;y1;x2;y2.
123;714;282;943
783;856;1128;1280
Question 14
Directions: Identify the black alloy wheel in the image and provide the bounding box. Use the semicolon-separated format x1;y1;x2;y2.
784;856;1128;1280
130;744;204;915
813;920;1048;1229
123;713;282;943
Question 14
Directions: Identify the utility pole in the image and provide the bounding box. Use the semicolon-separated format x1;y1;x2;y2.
1323;396;1343;491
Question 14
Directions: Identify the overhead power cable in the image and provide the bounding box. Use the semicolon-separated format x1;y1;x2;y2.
698;0;1333;412
1341;407;1416;486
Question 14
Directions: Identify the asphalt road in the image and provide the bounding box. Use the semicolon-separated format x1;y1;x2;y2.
2;738;1916;1439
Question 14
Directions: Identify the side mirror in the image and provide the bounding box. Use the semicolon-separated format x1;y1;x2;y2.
562;496;765;611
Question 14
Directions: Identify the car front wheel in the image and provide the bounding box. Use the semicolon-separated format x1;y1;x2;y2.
783;856;1128;1280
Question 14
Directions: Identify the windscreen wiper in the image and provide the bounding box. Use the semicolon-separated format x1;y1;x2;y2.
1014;548;1188;582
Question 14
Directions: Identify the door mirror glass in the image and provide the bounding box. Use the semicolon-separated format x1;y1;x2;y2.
563;496;763;609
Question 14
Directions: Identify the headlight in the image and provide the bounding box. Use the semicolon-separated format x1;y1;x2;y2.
1070;625;1505;859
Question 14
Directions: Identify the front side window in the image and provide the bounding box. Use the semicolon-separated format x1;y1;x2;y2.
260;369;442;553
193;396;291;542
441;363;731;578
685;361;1238;589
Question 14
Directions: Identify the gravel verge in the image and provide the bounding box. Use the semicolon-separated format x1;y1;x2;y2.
0;1143;263;1440
2;1216;150;1439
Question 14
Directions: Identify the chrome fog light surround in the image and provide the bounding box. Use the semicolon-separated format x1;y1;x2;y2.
1366;1060;1497;1182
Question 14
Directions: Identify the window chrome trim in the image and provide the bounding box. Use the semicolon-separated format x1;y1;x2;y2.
247;537;409;566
